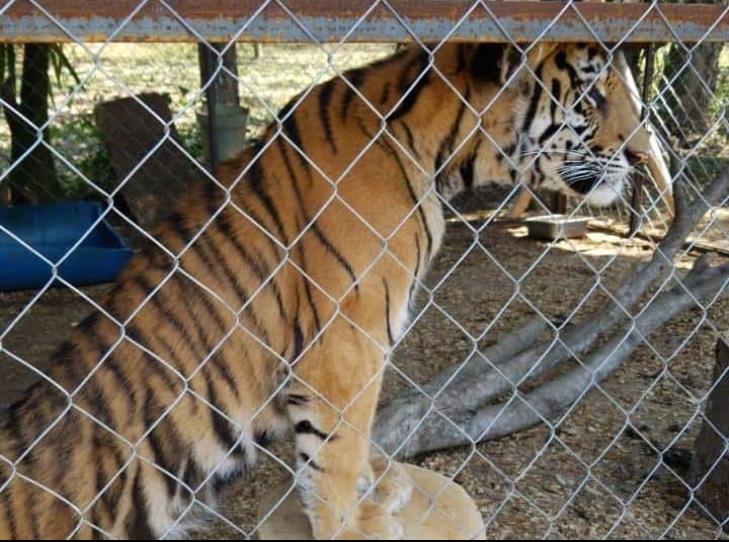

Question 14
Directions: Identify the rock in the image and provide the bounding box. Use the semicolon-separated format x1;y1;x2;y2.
257;463;485;540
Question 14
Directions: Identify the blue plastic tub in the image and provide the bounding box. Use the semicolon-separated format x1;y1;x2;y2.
0;201;134;291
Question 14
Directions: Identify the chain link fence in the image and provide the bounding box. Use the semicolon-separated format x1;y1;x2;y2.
0;1;727;539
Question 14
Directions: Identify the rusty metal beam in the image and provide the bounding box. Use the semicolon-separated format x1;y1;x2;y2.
0;1;725;43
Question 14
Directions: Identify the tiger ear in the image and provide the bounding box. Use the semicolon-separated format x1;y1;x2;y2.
499;42;560;85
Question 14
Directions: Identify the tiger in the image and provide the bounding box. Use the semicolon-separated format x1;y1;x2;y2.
0;41;653;539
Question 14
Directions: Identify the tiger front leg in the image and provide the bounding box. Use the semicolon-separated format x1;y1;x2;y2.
288;319;402;540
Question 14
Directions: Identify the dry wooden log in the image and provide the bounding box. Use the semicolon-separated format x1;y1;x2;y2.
94;93;201;230
688;338;729;525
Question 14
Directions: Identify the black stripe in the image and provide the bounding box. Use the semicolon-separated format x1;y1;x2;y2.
388;52;430;122
383;279;394;345
255;429;273;448
277;93;302;129
298;453;324;472
399;120;420;162
311;223;357;288
294;420;330;440
208;352;242;403
341;68;365;121
292;318;304;363
555;51;580;86
196;228;249;307
127;468;155;540
318;81;338;153
408;234;423;304
550;78;561;119
132;275;204;365
468;43;505;85
76;379;113;431
539;123;560;145
390;145;433;258
82;326;138;412
167;211;195;247
93;433;107;510
102;358;137;410
379;82;390;105
172;280;227;363
232;197;282;258
100;442;127;514
217;210;287;321
181;460;200;494
360;122;434;260
286;395;309;407
203;372;246;459
91;520;105;540
278;138;358;291
247;158;289;244
456;44;469;73
186;288;247;401
29;491;40;538
289;215;322;335
435;95;469;189
299;267;321;334
1;488;17;539
6;404;26;462
212;466;247;494
281;113;314;187
460;153;476;192
125;323;181;396
521;62;545;133
142;393;179;499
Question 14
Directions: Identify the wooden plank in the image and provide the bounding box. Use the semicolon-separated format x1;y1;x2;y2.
0;1;725;43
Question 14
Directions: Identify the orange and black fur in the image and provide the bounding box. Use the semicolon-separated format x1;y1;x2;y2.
0;42;653;539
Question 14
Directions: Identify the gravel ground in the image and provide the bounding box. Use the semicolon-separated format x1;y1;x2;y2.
1;194;727;539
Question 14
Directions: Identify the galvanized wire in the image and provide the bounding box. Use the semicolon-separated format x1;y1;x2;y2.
0;1;727;539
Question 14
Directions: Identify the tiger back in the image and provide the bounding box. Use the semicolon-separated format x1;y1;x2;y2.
0;42;653;539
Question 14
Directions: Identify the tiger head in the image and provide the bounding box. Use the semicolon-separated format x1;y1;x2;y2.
435;42;654;206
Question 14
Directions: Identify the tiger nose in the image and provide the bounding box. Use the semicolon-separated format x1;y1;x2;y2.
625;149;649;165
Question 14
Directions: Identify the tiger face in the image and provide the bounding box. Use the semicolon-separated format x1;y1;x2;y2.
497;43;653;206
434;43;654;206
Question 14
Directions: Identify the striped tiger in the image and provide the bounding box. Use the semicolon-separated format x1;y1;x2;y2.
0;42;652;539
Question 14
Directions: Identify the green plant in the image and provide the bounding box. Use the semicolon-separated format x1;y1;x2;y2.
0;43;81;203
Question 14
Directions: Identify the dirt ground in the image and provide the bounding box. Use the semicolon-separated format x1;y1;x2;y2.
1;188;727;539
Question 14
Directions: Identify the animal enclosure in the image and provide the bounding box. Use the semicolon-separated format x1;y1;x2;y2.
0;1;728;539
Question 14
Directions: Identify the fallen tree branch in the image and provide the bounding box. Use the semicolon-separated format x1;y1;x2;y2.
377;259;728;457
375;168;729;458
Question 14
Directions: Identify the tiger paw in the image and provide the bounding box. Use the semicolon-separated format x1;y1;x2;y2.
369;454;413;515
354;501;404;540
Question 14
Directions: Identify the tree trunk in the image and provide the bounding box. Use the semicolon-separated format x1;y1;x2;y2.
2;44;62;202
198;43;240;108
688;338;729;525
660;1;723;140
197;43;247;168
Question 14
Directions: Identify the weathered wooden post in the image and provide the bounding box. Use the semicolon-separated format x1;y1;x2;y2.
688;337;729;525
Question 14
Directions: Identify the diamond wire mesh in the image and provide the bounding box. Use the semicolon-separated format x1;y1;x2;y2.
0;0;727;539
